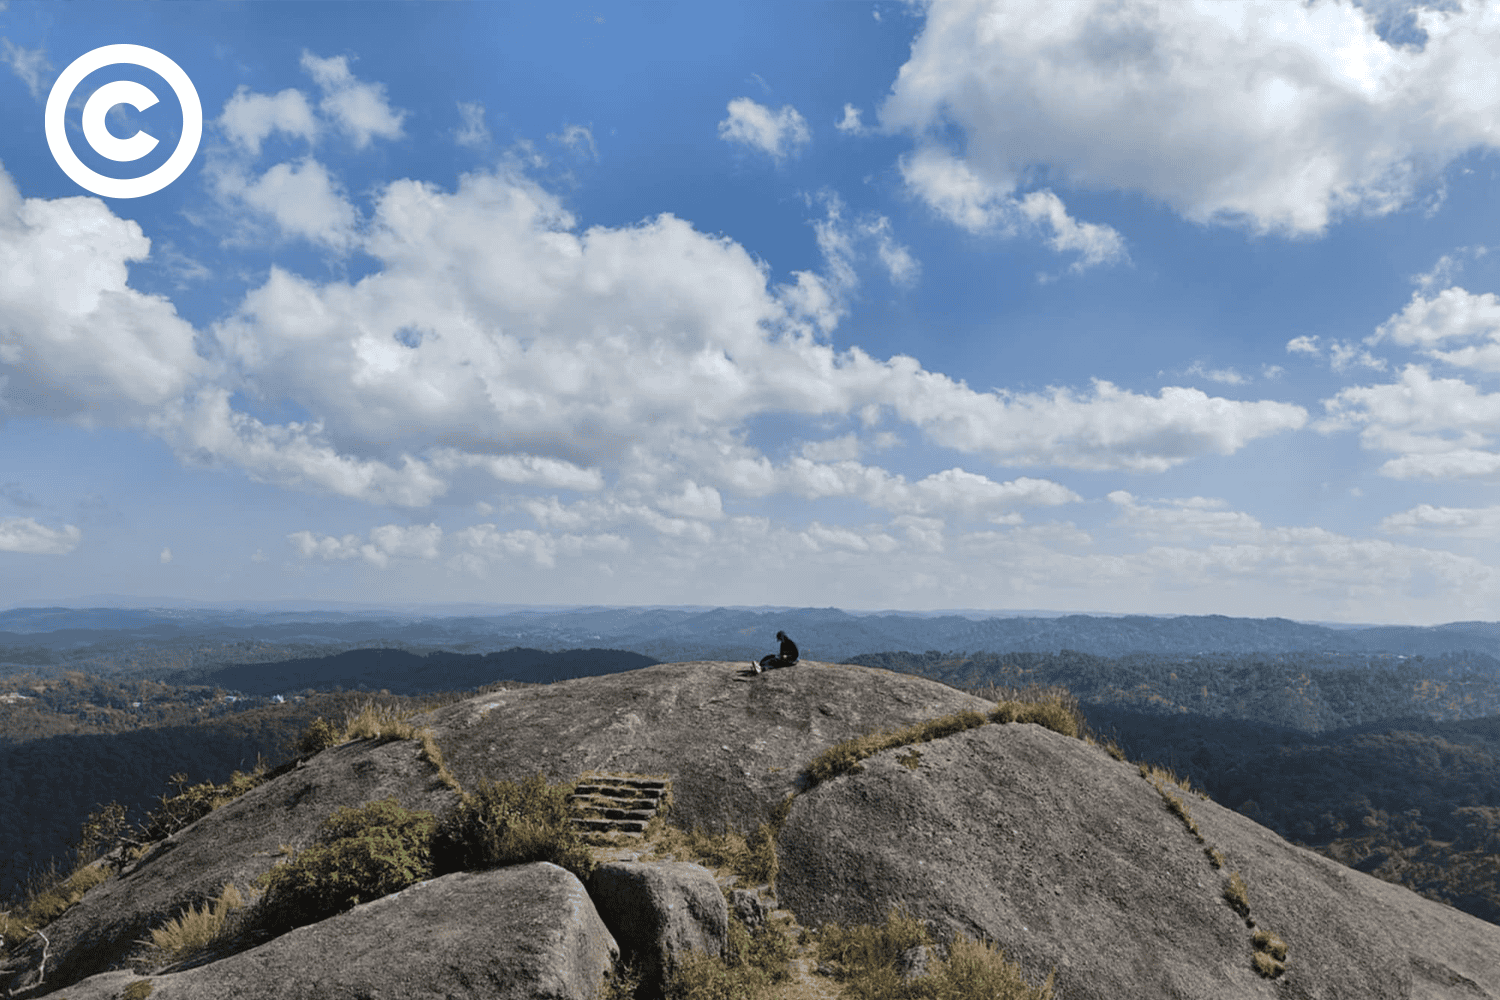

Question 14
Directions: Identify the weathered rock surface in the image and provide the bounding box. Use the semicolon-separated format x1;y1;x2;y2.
4;737;460;997
423;659;996;832
49;863;617;1000
588;860;727;996
8;660;1500;1000
777;720;1500;1000
731;887;768;931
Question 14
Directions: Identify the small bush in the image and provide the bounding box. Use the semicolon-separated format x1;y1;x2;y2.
667;948;771;1000
122;980;155;999
1223;872;1251;921
139;765;267;842
74;801;129;867
143;882;252;963
293;716;342;756
817;906;931;976
817;909;1054;1000
1205;847;1225;869
666;914;794;1000
927;935;1056;1000
597;962;643;1000
260;798;436;932
433;774;594;881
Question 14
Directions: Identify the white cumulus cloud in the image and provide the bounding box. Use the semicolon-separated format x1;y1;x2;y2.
881;0;1500;236
289;522;442;568
1317;364;1500;479
718;97;812;161
0;517;81;555
300;51;406;150
1381;503;1500;538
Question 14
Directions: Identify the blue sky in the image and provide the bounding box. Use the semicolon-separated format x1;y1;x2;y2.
4;0;1500;623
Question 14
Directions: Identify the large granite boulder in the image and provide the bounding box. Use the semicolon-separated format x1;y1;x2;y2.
3;737;461;997
42;863;617;1000
421;660;997;833
587;860;727;996
776;720;1500;1000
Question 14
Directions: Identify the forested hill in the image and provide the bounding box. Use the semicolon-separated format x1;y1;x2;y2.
181;647;659;697
847;648;1500;734
10;606;1500;679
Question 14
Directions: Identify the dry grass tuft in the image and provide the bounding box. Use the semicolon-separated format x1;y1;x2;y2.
814;907;1055;1000
342;700;418;743
1223;871;1251;922
142;882;255;964
1252;928;1288;961
648;822;779;891
1252;950;1286;978
1;862;111;944
805;711;989;787
666;912;797;1000
414;729;462;792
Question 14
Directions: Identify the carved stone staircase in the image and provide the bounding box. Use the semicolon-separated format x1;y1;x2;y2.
569;774;670;836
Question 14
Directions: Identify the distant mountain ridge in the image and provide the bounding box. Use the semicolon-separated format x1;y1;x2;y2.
5;606;1500;674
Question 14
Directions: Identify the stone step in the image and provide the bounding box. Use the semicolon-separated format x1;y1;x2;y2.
573;784;666;799
578;775;669;790
572;817;648;834
574;807;656;822
569;774;670;838
568;795;660;810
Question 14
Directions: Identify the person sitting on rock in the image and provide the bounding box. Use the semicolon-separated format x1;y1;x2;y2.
755;631;799;673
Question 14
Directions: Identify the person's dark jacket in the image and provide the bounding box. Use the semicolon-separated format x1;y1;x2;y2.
779;634;799;662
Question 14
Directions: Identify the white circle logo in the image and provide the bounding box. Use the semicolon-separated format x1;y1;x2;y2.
45;44;202;199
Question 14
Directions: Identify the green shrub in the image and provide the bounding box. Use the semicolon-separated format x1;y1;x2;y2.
293;716;342;756
73;801;129;867
433;774;594;881
596;962;643;1000
122;980;155;999
139;765;267;842
259;798;436;932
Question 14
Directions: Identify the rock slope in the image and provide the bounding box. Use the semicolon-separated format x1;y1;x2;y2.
3;659;1497;999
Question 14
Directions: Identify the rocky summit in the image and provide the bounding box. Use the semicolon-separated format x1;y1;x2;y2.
3;659;1498;999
